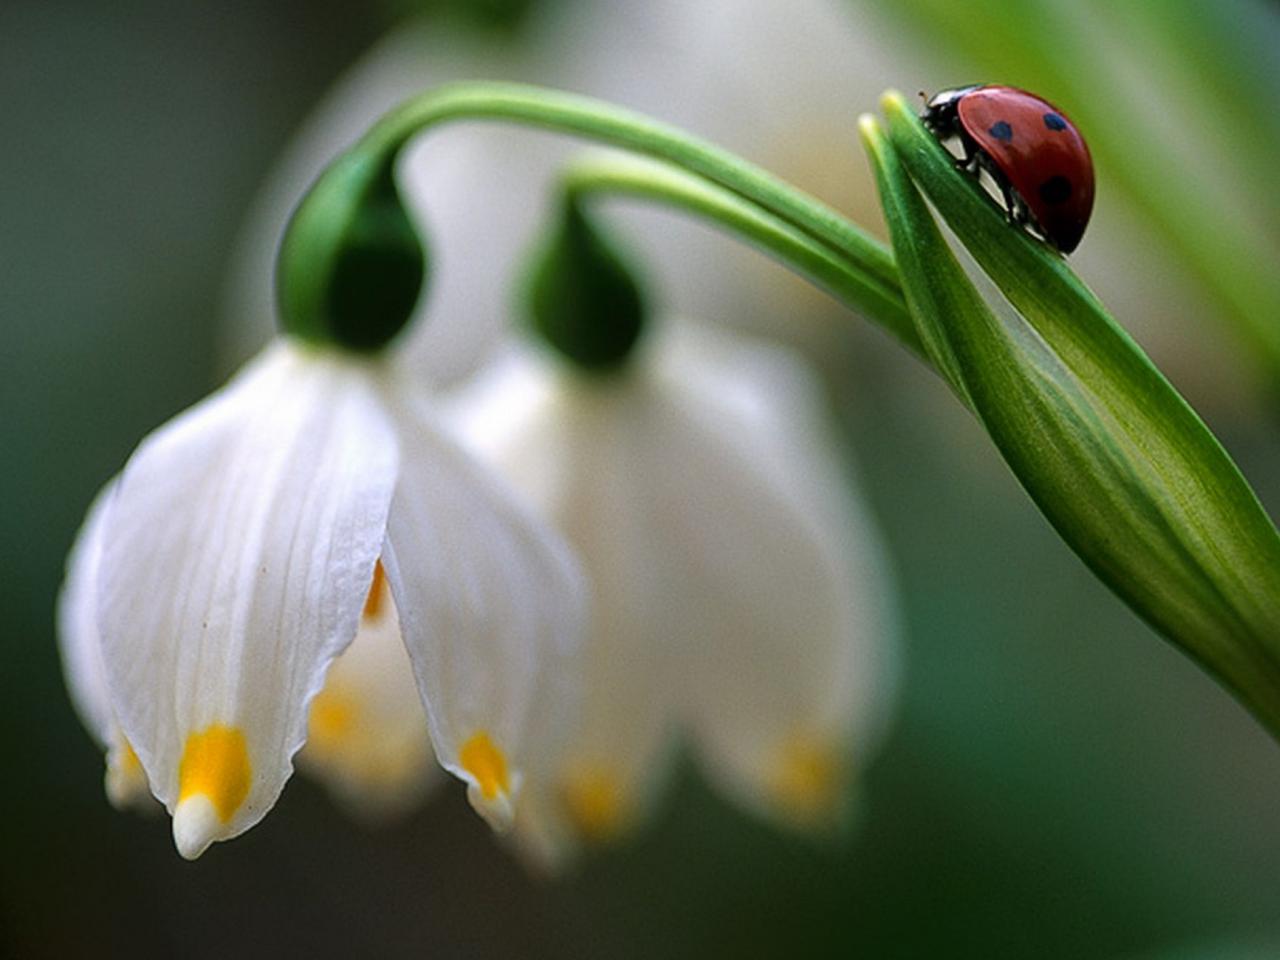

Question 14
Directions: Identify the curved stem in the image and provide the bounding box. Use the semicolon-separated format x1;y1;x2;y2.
559;153;924;358
358;82;905;313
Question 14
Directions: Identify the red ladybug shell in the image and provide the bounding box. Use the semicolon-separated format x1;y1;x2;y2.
956;86;1095;253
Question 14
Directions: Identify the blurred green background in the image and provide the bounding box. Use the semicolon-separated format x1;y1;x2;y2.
3;0;1279;957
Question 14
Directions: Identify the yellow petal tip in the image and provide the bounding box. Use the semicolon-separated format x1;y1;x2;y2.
458;732;516;831
172;795;221;860
768;735;847;827
105;738;151;811
361;559;389;622
466;782;516;833
561;767;629;844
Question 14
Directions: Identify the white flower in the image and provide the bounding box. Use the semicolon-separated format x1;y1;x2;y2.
295;560;441;822
58;338;584;859
445;324;898;864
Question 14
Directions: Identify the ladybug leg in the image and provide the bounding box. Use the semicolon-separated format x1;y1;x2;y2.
977;155;1020;224
997;179;1019;224
992;168;1021;224
1013;196;1035;229
956;133;981;174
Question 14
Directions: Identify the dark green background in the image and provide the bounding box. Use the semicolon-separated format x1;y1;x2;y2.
3;1;1278;957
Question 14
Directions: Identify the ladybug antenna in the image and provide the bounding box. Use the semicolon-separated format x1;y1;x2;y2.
917;90;929;103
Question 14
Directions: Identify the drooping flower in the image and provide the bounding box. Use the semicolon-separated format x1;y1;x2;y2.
445;323;898;865
62;512;444;822
59;339;584;859
296;561;442;821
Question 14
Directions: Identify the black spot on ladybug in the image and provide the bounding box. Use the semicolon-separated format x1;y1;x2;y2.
988;121;1013;142
1043;113;1068;131
1039;175;1072;205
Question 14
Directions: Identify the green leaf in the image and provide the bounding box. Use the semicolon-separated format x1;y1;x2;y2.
860;96;1280;737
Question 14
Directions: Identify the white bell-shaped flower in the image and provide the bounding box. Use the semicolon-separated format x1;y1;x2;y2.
59;339;585;859
296;560;441;821
446;323;898;864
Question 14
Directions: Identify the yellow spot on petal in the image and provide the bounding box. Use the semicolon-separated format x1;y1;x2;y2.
105;736;151;810
301;675;434;817
561;767;629;844
178;724;251;823
459;731;509;801
362;560;388;622
769;736;846;825
307;687;357;755
119;739;142;776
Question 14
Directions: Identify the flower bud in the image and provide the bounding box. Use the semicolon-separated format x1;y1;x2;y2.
276;151;427;353
523;198;647;371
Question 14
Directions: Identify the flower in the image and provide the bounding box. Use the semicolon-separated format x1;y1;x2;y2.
444;323;898;865
295;561;442;821
58;338;584;859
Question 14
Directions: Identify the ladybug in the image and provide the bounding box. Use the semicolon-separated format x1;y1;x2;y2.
921;84;1095;254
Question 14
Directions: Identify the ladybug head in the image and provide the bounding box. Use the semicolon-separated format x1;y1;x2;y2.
924;84;982;112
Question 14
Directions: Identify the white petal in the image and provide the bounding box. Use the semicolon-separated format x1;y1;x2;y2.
660;323;900;741
57;478;153;810
380;382;585;832
655;327;898;828
98;341;399;858
506;784;585;876
448;331;898;837
59;482;117;752
297;560;441;820
446;353;680;848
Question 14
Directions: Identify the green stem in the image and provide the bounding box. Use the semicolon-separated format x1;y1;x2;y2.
559;153;923;357
356;81;905;316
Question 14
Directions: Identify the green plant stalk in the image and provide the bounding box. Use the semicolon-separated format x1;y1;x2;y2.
557;153;923;358
865;96;1280;737
312;82;905;315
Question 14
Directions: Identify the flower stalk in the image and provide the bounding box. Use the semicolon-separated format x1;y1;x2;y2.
278;82;910;350
556;153;922;357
